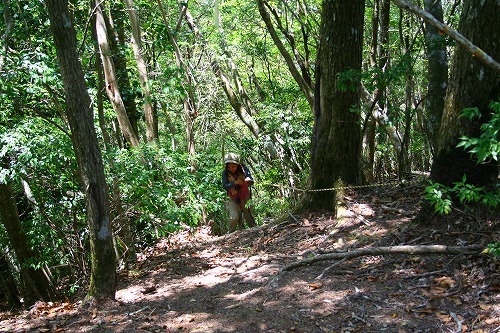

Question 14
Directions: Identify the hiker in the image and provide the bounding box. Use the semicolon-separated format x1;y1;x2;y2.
221;153;256;232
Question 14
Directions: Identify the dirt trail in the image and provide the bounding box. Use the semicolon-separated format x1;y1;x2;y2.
1;184;499;332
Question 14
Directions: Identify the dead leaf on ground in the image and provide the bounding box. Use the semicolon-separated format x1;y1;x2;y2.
434;311;451;322
485;317;500;324
429;286;447;294
478;303;491;310
411;306;437;314
434;276;456;288
307;282;322;290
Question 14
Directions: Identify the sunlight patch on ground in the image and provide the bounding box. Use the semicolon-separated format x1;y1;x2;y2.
224;288;260;302
115;285;147;302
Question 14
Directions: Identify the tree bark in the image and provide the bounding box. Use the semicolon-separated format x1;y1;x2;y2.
124;0;158;143
423;0;448;154
431;0;500;188
107;4;140;140
92;0;140;147
46;0;116;301
305;0;365;212
92;18;136;266
0;183;60;305
0;251;21;308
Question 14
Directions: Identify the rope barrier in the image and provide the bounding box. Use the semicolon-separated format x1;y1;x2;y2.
255;178;424;193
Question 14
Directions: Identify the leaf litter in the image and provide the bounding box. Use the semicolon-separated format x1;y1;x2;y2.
1;183;499;333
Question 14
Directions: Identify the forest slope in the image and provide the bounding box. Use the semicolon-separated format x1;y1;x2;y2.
1;183;499;333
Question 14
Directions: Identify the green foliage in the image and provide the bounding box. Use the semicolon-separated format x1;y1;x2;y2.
452;175;487;206
424;181;452;215
425;102;500;258
457;101;500;163
426;175;500;215
483;242;500;257
425;101;500;216
0;117;87;287
106;145;227;245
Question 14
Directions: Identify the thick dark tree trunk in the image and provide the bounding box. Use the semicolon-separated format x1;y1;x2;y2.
305;0;365;212
431;0;500;188
0;252;22;308
46;0;116;301
0;183;59;305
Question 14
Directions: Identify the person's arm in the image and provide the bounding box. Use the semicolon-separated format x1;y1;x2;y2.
222;170;236;191
243;166;254;186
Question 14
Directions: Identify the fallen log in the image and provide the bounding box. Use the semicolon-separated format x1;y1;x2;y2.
283;244;484;272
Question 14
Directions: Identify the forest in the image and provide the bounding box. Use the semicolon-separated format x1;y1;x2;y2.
0;0;499;331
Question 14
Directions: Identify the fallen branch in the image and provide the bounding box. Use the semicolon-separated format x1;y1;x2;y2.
283;244;484;271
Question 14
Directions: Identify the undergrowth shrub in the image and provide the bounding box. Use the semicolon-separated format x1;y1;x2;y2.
425;100;500;256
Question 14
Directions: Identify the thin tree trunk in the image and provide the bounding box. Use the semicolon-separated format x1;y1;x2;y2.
46;0;116;301
157;1;198;171
93;0;140;147
124;0;158;143
0;0;14;72
184;9;261;139
399;10;414;177
92;17;136;266
364;0;381;182
423;0;448;155
107;4;140;139
256;0;314;108
392;0;500;74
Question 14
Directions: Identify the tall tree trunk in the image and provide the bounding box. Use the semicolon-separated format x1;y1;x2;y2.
92;16;136;266
158;1;198;171
0;0;14;72
107;4;141;139
46;0;116;301
93;0;140;147
304;0;365;212
398;10;414;177
124;0;158;143
364;0;381;182
423;0;448;154
431;0;500;188
0;183;60;305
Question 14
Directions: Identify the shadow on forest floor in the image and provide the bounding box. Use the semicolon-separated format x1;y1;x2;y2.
1;182;499;332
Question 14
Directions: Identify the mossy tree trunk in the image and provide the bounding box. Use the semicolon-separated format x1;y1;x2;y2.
304;0;365;212
46;0;116;301
0;183;60;305
431;0;500;188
